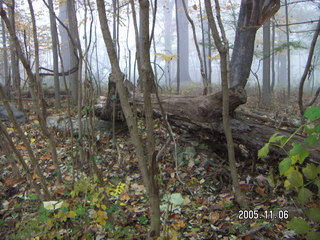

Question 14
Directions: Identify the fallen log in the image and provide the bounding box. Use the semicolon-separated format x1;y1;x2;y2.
164;112;320;163
95;85;320;163
133;86;246;123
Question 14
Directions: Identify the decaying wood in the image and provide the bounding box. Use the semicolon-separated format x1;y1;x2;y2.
95;85;320;162
134;86;246;123
166;114;320;162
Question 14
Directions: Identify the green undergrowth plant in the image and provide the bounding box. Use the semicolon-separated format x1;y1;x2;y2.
259;106;320;240
9;175;134;240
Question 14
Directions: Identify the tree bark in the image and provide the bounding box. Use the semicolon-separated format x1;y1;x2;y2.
262;20;271;106
176;0;192;85
96;1;160;237
284;0;291;98
230;0;280;87
182;0;208;95
131;86;246;123
8;0;22;110
48;0;61;108
298;17;320;117
205;0;247;208
1;16;10;99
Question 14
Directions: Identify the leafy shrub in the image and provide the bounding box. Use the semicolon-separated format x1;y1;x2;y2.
8;175;134;239
259;106;320;240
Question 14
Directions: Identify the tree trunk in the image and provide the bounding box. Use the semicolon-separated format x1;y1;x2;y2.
164;0;173;89
230;0;280;87
205;0;247;208
298;18;320;117
284;0;291;98
1;17;10;99
176;0;192;85
96;0;161;237
262;20;271;106
48;0;61;108
58;0;79;105
199;0;212;93
182;0;208;95
131;86;246;123
8;0;22;110
139;0;161;237
271;17;276;92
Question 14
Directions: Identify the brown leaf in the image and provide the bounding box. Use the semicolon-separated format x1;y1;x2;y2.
48;165;56;170
209;212;220;224
255;186;266;196
120;194;131;201
64;175;73;181
4;178;21;186
40;153;51;161
55;188;66;195
16;144;26;150
173;219;185;229
33;173;40;181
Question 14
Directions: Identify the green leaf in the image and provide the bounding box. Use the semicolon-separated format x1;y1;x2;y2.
269;133;285;143
198;143;208;150
297;188;312;205
302;164;317;180
279;158;292;176
298;149;310;164
287;217;311;234
169;193;185;206
304;106;320;121
290;142;303;156
280;136;289;147
287;171;304;188
315;125;320;133
307;231;320;240
306;207;320;222
315;180;320;197
305;135;318;146
258;143;270;159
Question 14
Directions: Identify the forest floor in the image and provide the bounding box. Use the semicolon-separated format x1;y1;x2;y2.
0;89;319;240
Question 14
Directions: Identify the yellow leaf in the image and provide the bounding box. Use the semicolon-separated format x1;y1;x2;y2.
67;211;77;218
284;179;291;189
101;204;107;210
7;128;14;132
208;54;220;61
31;138;36;143
33;120;39;124
155;53;177;62
283;166;295;176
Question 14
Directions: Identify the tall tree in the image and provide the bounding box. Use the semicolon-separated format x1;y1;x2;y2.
271;17;276;92
58;0;79;105
164;0;174;87
8;0;22;110
298;18;320;117
230;0;280;87
96;0;161;237
181;0;208;94
284;0;291;98
1;15;9;99
138;0;160;235
199;0;212;92
262;20;271;106
205;0;247;208
176;0;191;89
48;0;61;108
